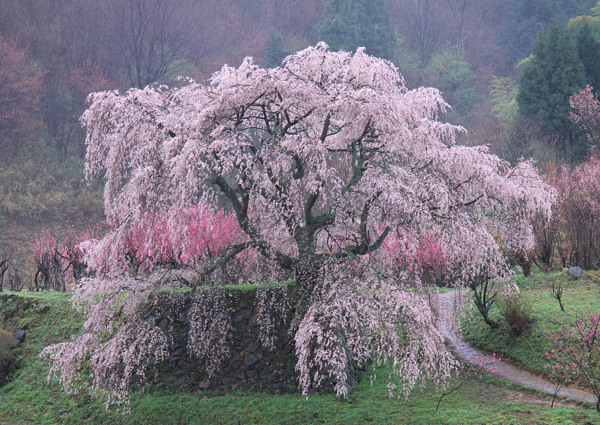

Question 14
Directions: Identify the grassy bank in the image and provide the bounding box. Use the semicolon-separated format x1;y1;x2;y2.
462;270;600;379
0;291;599;424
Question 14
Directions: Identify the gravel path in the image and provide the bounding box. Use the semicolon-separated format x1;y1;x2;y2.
436;290;596;405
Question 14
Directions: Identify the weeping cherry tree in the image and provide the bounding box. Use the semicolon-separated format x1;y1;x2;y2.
42;44;555;408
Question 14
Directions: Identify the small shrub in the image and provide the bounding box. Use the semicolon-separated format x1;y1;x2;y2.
546;312;600;411
0;327;16;386
497;292;535;336
549;279;565;312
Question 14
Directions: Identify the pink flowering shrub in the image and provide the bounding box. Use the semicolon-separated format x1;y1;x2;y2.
570;84;600;151
546;313;600;411
41;273;173;411
86;206;248;281
380;227;449;286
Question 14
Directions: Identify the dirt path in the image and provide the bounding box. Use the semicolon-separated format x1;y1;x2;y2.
436;290;596;405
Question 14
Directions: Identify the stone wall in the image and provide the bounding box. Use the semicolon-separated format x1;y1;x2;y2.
151;285;299;394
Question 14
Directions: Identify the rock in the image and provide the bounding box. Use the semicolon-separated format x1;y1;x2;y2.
231;372;246;380
14;330;25;342
171;348;185;357
158;318;169;331
569;266;583;279
243;355;258;366
198;381;211;389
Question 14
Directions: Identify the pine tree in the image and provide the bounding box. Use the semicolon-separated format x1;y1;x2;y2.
317;0;397;61
266;31;288;68
517;20;586;158
575;19;600;90
498;0;594;66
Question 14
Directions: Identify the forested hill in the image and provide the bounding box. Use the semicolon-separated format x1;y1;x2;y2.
1;0;597;156
1;0;600;277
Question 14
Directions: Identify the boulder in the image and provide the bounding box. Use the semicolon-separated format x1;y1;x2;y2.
568;266;583;279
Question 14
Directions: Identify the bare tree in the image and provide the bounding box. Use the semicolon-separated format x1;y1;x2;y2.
0;250;12;292
8;265;24;292
388;0;447;66
110;0;201;88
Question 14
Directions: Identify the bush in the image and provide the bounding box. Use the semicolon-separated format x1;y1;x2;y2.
0;327;16;386
497;292;535;336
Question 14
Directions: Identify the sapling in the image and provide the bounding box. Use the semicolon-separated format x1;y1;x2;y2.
550;279;565;312
435;354;503;412
546;313;600;411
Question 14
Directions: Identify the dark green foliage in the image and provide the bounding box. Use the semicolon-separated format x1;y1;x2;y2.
317;0;397;60
575;19;600;90
468;275;499;329
498;0;595;65
517;20;587;158
266;31;288;68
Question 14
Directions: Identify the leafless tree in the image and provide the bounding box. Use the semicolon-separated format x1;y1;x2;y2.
110;0;201;88
388;0;447;66
0;250;12;292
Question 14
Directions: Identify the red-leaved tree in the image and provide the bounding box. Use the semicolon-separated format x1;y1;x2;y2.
0;34;43;156
42;44;555;408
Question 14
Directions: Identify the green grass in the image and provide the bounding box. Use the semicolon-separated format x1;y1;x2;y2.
462;269;600;378
1;290;599;424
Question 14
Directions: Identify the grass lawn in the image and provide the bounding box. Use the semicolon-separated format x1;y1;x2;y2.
0;290;599;424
